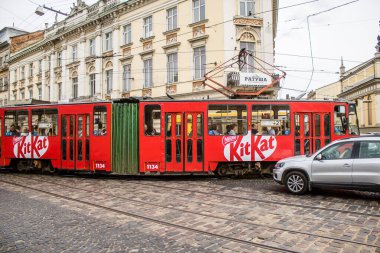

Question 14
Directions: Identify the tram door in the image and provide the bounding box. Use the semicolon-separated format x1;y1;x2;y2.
294;113;331;156
61;114;90;170
75;115;90;170
165;112;204;172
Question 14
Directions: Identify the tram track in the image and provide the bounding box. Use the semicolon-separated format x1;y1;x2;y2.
2;174;380;251
112;179;380;218
0;176;297;253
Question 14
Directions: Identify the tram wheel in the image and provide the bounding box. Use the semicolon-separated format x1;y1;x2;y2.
216;165;228;178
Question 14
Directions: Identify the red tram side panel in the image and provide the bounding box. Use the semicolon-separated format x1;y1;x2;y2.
0;102;112;173
139;100;359;175
0;99;359;176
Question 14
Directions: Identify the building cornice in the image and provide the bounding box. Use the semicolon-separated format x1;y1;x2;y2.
9;0;158;64
338;78;380;98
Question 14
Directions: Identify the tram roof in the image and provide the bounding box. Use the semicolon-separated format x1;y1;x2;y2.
1;97;353;109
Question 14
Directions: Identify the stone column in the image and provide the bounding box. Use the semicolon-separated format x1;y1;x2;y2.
95;29;102;98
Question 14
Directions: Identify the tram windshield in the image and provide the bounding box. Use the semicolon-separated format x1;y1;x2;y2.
348;104;360;135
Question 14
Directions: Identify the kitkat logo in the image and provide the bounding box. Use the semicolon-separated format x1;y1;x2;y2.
13;135;49;159
223;133;277;161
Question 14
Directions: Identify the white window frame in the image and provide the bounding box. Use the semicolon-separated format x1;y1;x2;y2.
29;87;33;99
240;42;255;72
58;83;62;100
72;77;78;99
37;84;42;100
29;63;33;77
122;64;131;92
89;73;96;96
143;59;153;88
193;46;206;80
38;60;42;73
47;55;51;70
167;7;177;31
167;53;178;84
57;51;62;67
106;69;113;93
21;66;25;80
123;24;132;45
89;38;96;56
72;44;78;61
193;0;205;23
143;16;153;38
104;32;113;51
239;0;255;17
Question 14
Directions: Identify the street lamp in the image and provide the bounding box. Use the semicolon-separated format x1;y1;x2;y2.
35;5;68;17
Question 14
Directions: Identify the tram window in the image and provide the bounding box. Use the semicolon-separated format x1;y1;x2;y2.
176;115;182;137
295;139;300;155
31;109;58;136
166;140;172;162
86;139;90;161
252;105;290;136
86;115;90;137
187;139;193;162
4;110;28;136
315;115;321;137
176;139;181;162
324;114;331;137
348;104;359;135
166;114;172;137
94;106;107;136
295;114;300;136
304;115;310;136
78;116;83;137
197;139;203;162
334;105;347;135
187;115;193;137
208;104;247;136
197;114;203;137
144;105;161;136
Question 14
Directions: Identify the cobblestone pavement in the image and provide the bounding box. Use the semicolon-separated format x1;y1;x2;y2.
0;173;380;253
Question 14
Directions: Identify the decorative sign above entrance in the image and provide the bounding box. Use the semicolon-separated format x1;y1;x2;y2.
239;72;272;87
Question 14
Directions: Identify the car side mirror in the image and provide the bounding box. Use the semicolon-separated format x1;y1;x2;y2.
315;154;322;161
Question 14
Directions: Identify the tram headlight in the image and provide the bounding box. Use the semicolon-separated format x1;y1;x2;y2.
275;162;285;169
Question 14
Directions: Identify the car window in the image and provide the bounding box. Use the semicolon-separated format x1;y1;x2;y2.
319;142;354;160
358;141;380;159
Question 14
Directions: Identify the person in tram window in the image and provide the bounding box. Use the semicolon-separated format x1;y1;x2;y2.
228;124;237;136
20;127;29;136
280;126;290;136
208;124;220;135
6;124;18;136
144;123;157;136
15;125;21;136
295;126;300;136
251;123;259;135
33;125;39;136
100;127;107;136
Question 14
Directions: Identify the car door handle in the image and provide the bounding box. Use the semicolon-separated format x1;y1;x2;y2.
343;164;351;167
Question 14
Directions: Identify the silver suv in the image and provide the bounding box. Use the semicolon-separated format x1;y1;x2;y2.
273;136;380;194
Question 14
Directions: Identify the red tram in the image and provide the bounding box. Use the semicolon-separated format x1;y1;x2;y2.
0;99;359;176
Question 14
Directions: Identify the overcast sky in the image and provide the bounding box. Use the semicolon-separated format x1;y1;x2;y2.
0;0;379;99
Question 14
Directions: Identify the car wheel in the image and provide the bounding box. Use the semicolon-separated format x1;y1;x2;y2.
285;171;308;195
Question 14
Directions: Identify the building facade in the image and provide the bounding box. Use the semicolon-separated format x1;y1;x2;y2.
308;41;380;133
8;0;278;103
0;27;27;105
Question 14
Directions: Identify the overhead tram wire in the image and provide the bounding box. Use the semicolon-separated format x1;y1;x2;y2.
304;0;359;93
